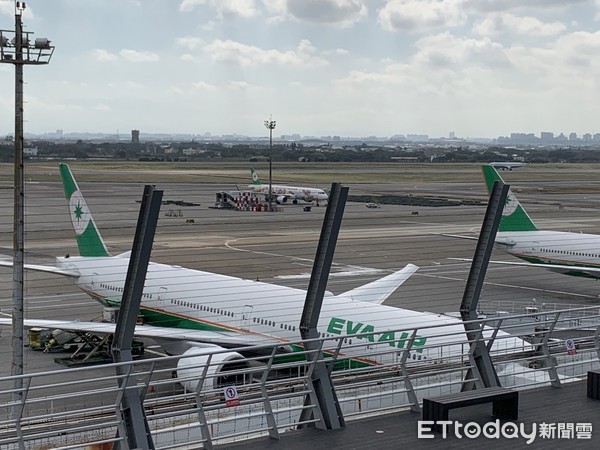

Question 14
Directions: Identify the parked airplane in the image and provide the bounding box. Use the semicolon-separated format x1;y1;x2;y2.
0;164;527;390
489;161;524;171
476;164;600;278
247;168;329;205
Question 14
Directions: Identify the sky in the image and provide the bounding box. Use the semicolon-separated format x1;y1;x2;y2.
1;0;600;139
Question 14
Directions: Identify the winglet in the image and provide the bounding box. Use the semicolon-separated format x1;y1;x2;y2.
481;164;537;232
340;264;419;304
59;164;110;257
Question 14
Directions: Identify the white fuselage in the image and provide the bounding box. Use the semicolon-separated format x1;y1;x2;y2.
490;162;524;171
57;255;527;366
498;230;600;270
247;184;328;203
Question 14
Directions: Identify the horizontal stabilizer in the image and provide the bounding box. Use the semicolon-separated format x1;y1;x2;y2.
340;264;418;305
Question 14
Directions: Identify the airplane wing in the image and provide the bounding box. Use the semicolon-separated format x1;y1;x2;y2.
441;234;517;247
340;264;419;304
0;318;283;349
448;258;600;278
441;233;478;241
0;260;80;277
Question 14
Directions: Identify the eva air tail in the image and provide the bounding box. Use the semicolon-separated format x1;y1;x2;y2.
59;163;111;257
250;168;262;185
481;164;537;232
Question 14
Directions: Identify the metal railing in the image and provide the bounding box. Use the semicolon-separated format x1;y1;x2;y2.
0;306;599;449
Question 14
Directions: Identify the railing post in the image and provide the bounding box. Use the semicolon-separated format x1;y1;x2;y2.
399;330;421;413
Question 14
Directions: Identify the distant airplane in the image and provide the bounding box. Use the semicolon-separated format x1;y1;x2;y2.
0;164;527;390
453;164;600;279
247;168;329;205
489;161;524;171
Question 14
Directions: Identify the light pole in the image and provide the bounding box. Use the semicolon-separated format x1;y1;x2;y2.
264;118;276;211
1;1;54;413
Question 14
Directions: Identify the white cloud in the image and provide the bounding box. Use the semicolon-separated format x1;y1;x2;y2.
473;13;567;36
465;0;586;13
192;81;217;90
94;103;111;111
1;1;598;138
335;28;600;109
0;0;35;19
0;0;13;17
176;36;205;50
227;80;251;90
91;49;159;63
91;49;118;62
167;86;184;95
280;0;367;27
378;0;467;32
179;0;259;19
204;39;328;67
179;0;203;11
118;49;159;62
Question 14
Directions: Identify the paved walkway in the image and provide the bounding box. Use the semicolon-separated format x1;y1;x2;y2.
218;380;599;449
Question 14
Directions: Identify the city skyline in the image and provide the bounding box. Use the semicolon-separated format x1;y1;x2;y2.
1;1;600;138
15;128;600;145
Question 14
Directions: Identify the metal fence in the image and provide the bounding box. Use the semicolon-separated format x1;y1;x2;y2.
1;305;599;449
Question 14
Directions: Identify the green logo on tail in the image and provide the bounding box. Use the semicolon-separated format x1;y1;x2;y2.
481;165;537;232
250;168;261;185
59;164;110;257
69;191;92;235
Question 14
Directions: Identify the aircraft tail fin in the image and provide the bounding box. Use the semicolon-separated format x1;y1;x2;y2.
340;264;418;305
481;164;537;232
250;167;262;185
59;163;111;257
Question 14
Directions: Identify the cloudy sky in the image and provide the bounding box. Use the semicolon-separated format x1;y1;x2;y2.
1;0;599;139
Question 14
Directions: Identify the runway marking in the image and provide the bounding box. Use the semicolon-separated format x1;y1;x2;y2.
224;239;383;278
416;272;599;299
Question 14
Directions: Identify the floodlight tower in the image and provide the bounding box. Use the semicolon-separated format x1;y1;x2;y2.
0;1;54;410
264;117;276;211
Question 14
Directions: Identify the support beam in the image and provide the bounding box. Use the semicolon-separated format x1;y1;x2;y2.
460;181;509;390
299;183;348;430
111;185;163;450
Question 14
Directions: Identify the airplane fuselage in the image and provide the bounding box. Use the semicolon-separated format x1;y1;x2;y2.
489;162;524;171
497;230;600;277
57;255;525;366
247;184;328;204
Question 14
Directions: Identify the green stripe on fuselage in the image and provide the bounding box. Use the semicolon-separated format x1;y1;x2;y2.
104;298;378;369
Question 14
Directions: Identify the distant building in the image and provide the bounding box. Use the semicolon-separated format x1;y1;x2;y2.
407;134;429;142
24;146;38;156
540;131;554;142
131;129;140;144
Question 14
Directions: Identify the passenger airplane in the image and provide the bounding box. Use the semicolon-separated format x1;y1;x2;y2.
247;168;329;205
489;161;524;171
0;164;527;390
475;164;600;279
